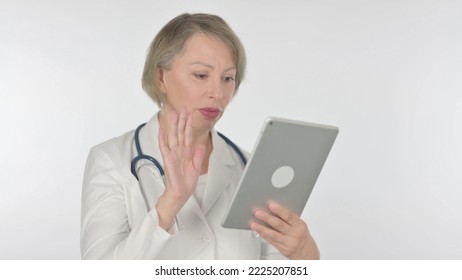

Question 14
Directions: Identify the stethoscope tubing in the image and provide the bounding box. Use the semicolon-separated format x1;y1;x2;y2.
130;123;246;181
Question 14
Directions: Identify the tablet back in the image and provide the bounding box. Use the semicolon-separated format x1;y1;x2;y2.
222;117;339;230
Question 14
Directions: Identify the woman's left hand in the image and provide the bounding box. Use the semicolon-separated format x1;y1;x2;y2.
250;201;320;260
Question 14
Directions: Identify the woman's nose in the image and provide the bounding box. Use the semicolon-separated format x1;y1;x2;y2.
207;78;224;99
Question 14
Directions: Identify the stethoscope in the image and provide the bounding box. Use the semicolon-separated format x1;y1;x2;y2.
130;123;247;182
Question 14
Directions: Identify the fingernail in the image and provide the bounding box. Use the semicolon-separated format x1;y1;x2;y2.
254;210;263;218
268;201;278;210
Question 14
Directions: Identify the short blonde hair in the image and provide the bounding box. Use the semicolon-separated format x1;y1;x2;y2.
141;13;247;107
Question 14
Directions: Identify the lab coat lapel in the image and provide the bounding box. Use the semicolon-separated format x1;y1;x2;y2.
201;131;237;215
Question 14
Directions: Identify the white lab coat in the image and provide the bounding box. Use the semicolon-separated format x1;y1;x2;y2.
81;114;284;259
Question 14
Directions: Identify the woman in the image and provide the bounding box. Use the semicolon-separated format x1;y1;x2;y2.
81;13;320;259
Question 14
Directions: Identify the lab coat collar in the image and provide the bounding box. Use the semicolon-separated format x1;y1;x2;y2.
137;113;163;169
201;130;238;214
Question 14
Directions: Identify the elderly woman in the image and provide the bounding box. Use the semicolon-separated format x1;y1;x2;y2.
81;13;319;259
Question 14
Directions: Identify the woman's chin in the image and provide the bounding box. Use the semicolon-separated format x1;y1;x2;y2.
193;115;220;132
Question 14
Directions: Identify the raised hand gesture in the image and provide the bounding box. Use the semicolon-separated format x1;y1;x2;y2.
156;109;206;230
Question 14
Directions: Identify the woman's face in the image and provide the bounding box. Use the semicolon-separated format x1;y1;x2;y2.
158;33;237;132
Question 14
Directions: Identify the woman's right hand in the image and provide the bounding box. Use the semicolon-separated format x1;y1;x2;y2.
155;109;206;230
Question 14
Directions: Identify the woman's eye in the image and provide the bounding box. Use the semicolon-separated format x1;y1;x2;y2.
194;73;208;80
224;76;235;83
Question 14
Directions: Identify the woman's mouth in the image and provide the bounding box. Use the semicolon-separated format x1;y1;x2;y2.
199;107;221;119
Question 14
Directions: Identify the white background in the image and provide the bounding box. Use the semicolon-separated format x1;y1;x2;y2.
1;0;461;259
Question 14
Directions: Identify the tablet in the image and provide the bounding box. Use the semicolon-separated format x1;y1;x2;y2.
221;117;339;230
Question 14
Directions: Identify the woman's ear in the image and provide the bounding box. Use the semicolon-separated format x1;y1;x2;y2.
157;67;167;94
